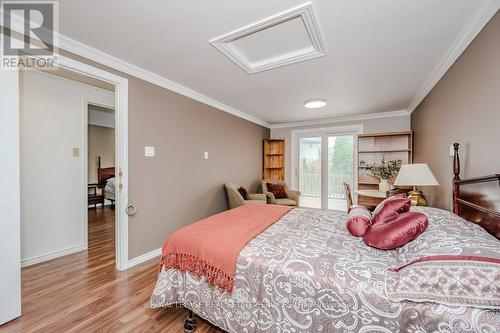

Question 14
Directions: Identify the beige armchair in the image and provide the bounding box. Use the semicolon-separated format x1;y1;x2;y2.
261;179;300;207
224;183;267;209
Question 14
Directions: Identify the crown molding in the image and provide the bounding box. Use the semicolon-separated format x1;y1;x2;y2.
57;35;271;127
209;2;326;74
269;110;410;129
5;1;496;127
408;0;499;113
3;12;271;127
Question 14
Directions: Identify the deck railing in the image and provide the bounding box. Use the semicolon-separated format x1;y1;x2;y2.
299;173;352;199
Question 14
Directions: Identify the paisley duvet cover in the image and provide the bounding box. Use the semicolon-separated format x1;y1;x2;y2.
151;207;500;332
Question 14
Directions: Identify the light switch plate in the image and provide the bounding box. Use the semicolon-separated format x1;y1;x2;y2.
144;146;155;157
72;147;80;157
204;152;208;160
449;144;455;157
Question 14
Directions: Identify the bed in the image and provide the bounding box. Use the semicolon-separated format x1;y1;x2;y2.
97;156;116;205
104;177;116;202
150;144;500;332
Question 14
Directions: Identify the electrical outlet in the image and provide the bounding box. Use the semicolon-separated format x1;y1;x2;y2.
204;152;208;160
72;147;79;157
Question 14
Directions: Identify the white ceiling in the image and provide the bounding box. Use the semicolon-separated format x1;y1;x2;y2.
55;0;498;125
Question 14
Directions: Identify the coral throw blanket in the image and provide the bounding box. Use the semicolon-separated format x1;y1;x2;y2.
160;204;293;292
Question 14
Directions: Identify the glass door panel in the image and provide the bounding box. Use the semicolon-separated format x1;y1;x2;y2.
327;135;354;210
298;137;321;208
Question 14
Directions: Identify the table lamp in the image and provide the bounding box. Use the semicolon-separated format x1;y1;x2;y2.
393;163;439;206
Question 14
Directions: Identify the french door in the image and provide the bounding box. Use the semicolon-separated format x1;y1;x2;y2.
295;129;357;210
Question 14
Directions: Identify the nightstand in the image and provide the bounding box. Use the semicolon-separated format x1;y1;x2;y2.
88;183;105;208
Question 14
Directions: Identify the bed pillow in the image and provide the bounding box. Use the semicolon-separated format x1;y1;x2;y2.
372;196;411;224
386;255;500;309
266;183;288;199
346;207;372;237
385;207;500;309
396;206;500;264
363;212;428;250
237;186;250;200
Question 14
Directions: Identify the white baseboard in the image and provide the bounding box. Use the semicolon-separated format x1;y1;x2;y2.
127;248;162;269
21;244;86;268
21;245;161;269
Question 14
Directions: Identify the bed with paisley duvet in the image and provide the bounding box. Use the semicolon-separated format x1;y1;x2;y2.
151;145;499;333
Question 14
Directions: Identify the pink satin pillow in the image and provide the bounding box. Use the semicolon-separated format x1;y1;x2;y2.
371;196;411;224
363;212;428;250
346;207;372;237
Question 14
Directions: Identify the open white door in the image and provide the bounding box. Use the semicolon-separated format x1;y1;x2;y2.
0;69;22;324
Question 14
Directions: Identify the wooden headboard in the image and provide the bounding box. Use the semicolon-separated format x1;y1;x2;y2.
452;143;500;239
97;156;115;185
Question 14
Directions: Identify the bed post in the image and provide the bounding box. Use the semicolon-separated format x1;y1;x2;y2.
184;309;197;333
452;143;461;215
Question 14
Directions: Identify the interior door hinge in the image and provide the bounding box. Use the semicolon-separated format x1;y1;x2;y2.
118;168;123;192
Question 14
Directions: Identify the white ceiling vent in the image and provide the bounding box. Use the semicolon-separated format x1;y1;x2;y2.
210;2;326;74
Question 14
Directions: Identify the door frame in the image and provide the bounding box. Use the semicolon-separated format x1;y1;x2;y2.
0;67;21;324
291;125;363;209
28;54;130;270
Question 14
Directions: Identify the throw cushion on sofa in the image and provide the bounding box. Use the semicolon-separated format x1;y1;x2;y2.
266;183;288;199
237;186;250;200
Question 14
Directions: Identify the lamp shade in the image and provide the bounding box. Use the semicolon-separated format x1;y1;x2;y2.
394;163;439;186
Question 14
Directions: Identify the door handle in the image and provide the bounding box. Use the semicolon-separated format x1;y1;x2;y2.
125;203;136;216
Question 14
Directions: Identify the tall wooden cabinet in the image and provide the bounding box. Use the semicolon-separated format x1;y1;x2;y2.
263;139;285;180
357;131;413;206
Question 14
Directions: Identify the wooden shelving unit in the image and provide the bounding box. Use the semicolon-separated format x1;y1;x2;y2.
357;131;413;206
263;139;285;180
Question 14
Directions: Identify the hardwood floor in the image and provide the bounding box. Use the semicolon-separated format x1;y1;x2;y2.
1;207;223;333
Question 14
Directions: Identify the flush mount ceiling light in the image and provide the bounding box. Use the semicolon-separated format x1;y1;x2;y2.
304;99;327;109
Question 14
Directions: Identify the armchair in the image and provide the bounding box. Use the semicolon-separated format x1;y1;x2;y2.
224;183;267;209
261;179;300;207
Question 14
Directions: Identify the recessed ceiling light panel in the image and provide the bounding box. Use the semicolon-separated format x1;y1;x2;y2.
304;99;327;109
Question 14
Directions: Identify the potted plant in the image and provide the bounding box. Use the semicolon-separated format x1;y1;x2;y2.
366;159;402;192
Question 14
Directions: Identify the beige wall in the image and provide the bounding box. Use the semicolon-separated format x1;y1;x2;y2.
55;51;269;259
126;80;269;258
271;115;410;185
411;11;500;210
88;125;115;183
